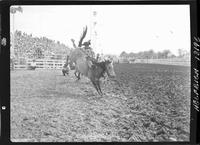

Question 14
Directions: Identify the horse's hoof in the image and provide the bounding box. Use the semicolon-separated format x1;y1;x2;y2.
98;93;103;96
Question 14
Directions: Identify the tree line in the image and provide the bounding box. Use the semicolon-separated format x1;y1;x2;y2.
120;49;190;60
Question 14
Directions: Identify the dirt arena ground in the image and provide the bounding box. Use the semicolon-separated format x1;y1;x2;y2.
10;63;190;142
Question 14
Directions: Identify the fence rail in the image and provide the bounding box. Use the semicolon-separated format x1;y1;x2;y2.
11;58;190;70
12;59;66;70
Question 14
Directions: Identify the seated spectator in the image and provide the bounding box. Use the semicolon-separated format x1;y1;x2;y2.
29;59;36;70
62;63;70;76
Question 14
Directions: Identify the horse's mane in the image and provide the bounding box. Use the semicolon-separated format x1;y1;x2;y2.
95;61;106;68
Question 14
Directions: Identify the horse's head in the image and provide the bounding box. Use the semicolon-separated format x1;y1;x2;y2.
104;59;116;78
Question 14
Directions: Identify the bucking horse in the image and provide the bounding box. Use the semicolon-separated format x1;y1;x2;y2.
65;26;116;95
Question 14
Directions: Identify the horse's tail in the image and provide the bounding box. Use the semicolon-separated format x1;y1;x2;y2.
78;26;87;47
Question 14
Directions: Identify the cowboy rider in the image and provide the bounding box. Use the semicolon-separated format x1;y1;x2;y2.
81;40;96;68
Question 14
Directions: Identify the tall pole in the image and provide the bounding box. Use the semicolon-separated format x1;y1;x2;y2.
92;9;103;56
92;9;98;55
90;6;92;42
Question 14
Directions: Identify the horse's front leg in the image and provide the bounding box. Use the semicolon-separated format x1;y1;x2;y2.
91;80;101;95
62;70;65;76
74;70;77;77
97;80;103;95
74;70;78;78
77;72;81;80
74;70;81;81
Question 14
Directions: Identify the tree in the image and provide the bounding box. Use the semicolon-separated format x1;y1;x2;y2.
129;52;136;58
147;49;155;59
157;51;163;59
178;49;189;58
120;51;128;58
162;50;171;58
57;41;60;45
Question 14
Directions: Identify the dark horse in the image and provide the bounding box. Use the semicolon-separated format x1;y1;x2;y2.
67;55;116;95
86;59;116;95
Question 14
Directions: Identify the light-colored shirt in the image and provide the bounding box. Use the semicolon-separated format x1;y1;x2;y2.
31;61;36;67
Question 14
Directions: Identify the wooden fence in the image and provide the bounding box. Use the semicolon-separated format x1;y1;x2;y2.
11;57;191;70
12;59;66;70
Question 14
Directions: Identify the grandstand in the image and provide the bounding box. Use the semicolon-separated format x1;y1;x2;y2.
10;30;70;70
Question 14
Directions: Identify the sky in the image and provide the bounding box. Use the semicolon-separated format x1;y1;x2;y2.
10;5;190;56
